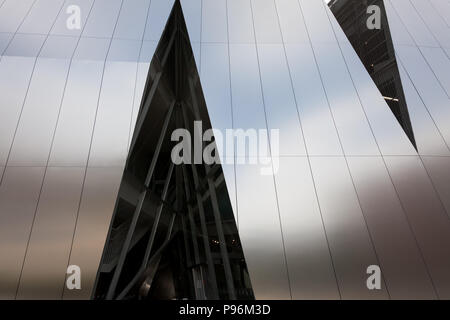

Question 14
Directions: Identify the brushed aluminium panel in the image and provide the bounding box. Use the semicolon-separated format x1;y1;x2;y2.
421;156;450;217
410;0;450;48
180;0;201;43
0;0;35;33
127;62;150;149
337;41;417;156
324;1;348;44
256;44;306;156
4;33;45;57
143;0;174;41
0;56;37;167
8;57;71;166
16;167;85;300
0;32;12;54
0;166;45;299
309;156;388;299
227;0;254;44
445;47;450;60
88;41;139;167
73;36;109;61
385;156;450;298
128;61;151;149
396;45;450;147
274;0;308;44
63;166;124;299
420;47;450;97
235;160;290;299
347;156;436;299
49;59;105;166
397;57;450;156
18;0;64;35
114;0;150;40
251;0;282;44
229;44;268;134
50;0;94;36
313;43;379;156
39;35;78;59
298;0;335;44
429;0;450;27
284;43;342;156
390;0;439;47
82;0;122;38
107;38;141;62
139;40;157;63
127;41;156;148
202;0;227;43
384;0;416;46
274;156;339;299
200;43;233;139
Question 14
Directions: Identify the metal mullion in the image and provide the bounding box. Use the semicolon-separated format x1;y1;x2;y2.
181;165;201;266
180;105;220;299
116;210;177;300
129;72;165;152
187;78;236;299
141;163;174;269
144;101;176;186
106;102;176;299
161;28;178;67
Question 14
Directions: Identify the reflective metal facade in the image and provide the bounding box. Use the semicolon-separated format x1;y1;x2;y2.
0;0;449;300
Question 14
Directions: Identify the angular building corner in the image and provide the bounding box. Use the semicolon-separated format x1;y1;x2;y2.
0;0;449;300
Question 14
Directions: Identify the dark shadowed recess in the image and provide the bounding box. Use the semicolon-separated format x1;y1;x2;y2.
93;0;254;301
329;0;417;149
